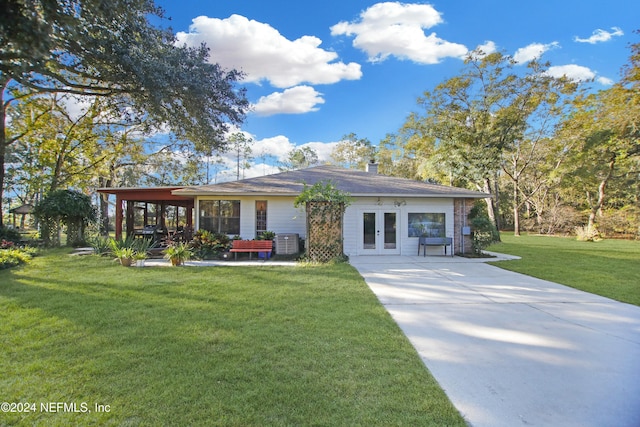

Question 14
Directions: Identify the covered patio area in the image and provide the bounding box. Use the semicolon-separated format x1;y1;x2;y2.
97;187;194;244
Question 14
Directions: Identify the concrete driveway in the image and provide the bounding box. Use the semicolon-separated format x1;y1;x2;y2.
349;255;640;427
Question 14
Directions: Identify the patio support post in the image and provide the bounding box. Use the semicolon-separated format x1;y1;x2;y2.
126;201;134;238
115;195;123;240
186;206;193;230
160;202;166;229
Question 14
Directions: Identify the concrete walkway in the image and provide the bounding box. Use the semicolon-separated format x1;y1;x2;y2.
349;255;640;427
143;258;298;267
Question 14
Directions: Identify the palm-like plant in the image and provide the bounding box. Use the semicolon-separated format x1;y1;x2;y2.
163;242;192;266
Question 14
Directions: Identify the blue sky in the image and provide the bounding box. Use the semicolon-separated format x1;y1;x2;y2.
155;0;637;179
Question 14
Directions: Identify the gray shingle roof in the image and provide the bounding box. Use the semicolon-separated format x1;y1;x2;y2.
172;165;488;198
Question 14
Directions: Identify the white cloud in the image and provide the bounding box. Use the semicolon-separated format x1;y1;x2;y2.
241;163;281;180
597;76;614;86
215;132;338;165
299;141;339;163
545;64;596;82
252;135;296;162
203;133;290;182
59;94;95;121
176;14;362;88
199;132;341;182
513;42;559;64
475;41;497;56
574;27;624;44
253;86;325;116
250;136;337;163
330;2;467;64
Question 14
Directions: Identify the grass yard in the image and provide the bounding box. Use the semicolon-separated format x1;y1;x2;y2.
0;251;465;426
488;233;640;306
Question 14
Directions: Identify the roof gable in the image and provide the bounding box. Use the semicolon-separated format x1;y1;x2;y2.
173;165;488;198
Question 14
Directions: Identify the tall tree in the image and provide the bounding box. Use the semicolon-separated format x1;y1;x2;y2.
554;34;640;233
10;94;106;194
279;147;319;171
330;133;376;170
377;126;425;180
556;86;640;231
507;136;573;234
404;51;576;234
228;132;253;180
0;0;248;224
498;61;577;235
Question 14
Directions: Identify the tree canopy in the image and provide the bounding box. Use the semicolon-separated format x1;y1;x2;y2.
0;0;249;224
330;133;376;170
279;147;319;171
385;50;577;235
380;39;639;239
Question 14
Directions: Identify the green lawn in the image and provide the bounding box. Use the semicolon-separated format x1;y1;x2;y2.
0;251;465;426
488;233;640;306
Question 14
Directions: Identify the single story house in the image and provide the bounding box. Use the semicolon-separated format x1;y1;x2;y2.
171;164;488;256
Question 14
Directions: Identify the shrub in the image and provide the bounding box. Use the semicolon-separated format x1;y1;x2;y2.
88;236;112;256
575;225;601;242
108;235;137;251
0;226;21;243
190;230;230;259
93;236;155;261
598;206;640;239
468;202;500;254
1;239;15;249
470;216;500;254
0;248;33;269
536;205;582;235
19;246;39;257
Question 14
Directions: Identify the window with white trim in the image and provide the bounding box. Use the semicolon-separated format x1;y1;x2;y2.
199;200;240;235
256;200;267;238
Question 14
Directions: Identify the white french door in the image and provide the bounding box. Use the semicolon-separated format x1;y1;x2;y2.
359;209;400;255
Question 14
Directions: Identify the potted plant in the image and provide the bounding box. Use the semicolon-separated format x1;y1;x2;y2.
113;247;135;267
259;230;276;240
133;250;148;267
163;242;192;266
132;237;154;266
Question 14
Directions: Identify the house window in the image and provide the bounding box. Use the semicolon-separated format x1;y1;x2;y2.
199;200;240;235
256;200;267;238
408;213;445;237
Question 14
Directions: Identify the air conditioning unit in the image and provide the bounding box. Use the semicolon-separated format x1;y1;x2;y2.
275;233;299;255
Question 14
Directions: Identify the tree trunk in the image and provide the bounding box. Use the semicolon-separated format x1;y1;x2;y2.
494;173;501;232
513;181;520;236
482;178;501;241
587;156;615;231
0;80;7;226
98;176;112;235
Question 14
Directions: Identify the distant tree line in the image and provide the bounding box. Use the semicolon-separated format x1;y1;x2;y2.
1;1;637;240
377;38;639;239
